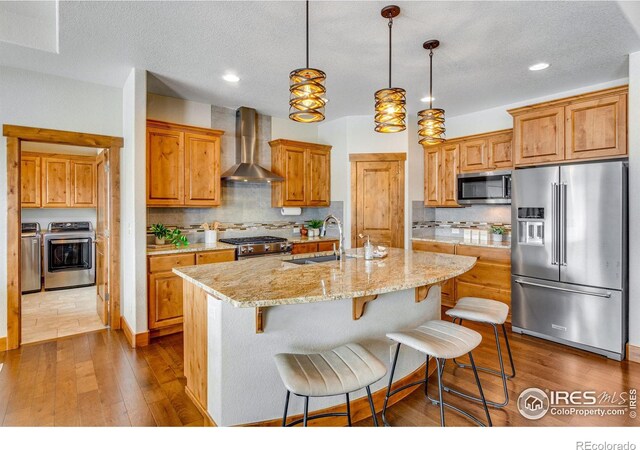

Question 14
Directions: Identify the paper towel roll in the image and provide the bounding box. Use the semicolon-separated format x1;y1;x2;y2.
281;207;302;216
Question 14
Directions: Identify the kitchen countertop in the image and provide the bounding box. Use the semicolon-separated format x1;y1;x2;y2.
412;235;511;250
287;235;339;244
173;247;476;308
147;241;237;256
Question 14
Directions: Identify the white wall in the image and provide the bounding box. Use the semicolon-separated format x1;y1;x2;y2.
271;117;318;142
628;51;640;349
121;69;147;333
21;208;97;231
147;93;211;128
0;65;122;340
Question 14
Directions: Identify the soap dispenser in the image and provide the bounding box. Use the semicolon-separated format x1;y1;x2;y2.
364;235;374;260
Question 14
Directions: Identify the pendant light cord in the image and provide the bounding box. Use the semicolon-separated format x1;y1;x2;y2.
388;16;393;88
429;48;434;109
306;0;309;68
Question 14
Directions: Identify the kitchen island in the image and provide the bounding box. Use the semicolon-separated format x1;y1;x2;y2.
173;247;476;426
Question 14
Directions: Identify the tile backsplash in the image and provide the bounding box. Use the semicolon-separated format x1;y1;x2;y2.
411;201;511;225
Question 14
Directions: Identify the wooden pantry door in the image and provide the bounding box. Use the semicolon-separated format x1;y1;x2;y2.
95;148;110;326
350;153;406;249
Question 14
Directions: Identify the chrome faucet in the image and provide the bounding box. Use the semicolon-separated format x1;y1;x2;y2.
322;214;344;256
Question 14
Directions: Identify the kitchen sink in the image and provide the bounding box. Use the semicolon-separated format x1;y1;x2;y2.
285;255;340;265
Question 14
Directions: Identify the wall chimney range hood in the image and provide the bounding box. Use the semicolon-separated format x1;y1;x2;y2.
221;107;284;183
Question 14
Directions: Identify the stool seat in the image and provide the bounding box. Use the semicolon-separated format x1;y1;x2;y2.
446;297;509;325
274;343;386;397
386;320;482;360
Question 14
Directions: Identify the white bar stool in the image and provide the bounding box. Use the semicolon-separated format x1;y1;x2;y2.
381;320;492;427
274;343;387;427
445;296;516;408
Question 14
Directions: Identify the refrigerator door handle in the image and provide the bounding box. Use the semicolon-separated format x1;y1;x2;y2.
551;182;558;265
560;183;567;266
514;279;612;298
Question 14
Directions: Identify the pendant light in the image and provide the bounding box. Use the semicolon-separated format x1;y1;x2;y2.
289;0;326;123
374;5;406;133
418;40;446;145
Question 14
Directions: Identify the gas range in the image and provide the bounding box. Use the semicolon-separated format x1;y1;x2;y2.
218;236;292;259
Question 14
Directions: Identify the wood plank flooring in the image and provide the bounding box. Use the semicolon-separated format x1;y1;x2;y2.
1;321;638;427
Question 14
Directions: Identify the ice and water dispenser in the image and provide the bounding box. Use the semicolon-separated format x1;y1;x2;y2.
517;207;544;245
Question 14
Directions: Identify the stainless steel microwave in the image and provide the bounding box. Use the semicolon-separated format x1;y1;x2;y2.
457;170;511;205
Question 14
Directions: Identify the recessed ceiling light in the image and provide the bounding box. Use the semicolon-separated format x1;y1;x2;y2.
223;74;240;82
420;96;435;103
529;63;550;71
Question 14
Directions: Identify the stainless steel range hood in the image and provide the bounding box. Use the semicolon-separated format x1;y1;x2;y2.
221;107;284;182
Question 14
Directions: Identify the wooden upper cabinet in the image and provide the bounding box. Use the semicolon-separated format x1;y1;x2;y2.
510;86;628;167
270;139;332;207
147;126;184;206
21;155;41;208
424;146;441;207
184;133;221;206
459;139;489;173
565;94;627;161
70;160;97;207
146;120;224;207
488;132;513;169
441;144;460;207
42;157;71;208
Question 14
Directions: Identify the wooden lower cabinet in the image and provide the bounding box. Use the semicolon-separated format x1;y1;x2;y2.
291;240;338;255
147;250;235;337
412;241;512;320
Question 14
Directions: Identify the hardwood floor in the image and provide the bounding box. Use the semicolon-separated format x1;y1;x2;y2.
1;321;638;427
22;286;107;344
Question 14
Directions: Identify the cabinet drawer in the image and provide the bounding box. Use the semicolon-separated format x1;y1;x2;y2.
412;241;456;254
456;261;511;290
148;253;195;273
455;245;510;263
292;243;318;254
456;281;511;307
196;250;236;265
317;240;338;252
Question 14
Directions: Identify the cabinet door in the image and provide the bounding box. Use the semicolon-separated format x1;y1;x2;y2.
148;271;184;330
184;133;221;206
21;155;41;208
514;107;565;166
459;139;489;173
42;157;71;207
424;146;441;207
70;160;97;207
565;94;627;161
488;132;513;169
441;144;460;206
282;145;307;206
411;240;456;306
196;250;236;265
147;127;184;206
306;147;330;206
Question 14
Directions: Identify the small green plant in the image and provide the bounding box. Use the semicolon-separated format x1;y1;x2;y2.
150;223;170;239
168;229;189;247
307;219;324;229
491;225;507;235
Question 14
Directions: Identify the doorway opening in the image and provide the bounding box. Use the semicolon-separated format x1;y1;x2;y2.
4;125;123;350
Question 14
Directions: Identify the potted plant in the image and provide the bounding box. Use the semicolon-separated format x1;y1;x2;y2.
307;219;324;238
491;225;507;242
150;223;169;245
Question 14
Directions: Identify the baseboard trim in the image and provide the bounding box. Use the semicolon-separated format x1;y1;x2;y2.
185;386;217;427
0;336;6;352
239;359;435;427
120;316;150;348
627;343;640;364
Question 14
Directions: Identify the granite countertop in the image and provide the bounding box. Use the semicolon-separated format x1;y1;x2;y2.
412;235;511;250
147;241;237;256
287;236;340;244
172;247;477;308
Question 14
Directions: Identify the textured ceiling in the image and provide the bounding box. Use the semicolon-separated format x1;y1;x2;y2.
1;1;639;120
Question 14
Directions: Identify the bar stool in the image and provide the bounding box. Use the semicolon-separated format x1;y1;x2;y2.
274;343;387;427
445;297;516;408
381;320;492;427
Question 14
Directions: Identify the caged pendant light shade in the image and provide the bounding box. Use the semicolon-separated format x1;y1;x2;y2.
289;0;326;123
374;5;406;133
418;40;446;145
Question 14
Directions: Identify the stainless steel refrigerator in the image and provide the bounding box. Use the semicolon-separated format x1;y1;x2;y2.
511;160;628;360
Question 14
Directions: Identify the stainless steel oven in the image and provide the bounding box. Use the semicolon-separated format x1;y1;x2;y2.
457;170;511;205
43;222;96;290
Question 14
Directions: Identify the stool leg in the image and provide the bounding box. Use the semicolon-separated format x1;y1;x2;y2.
303;396;309;427
492;323;509;407
469;352;492;427
345;393;352;427
424;355;430;397
435;358;446;427
365;385;378;427
282;390;291;427
502;324;516;378
381;343;401;427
